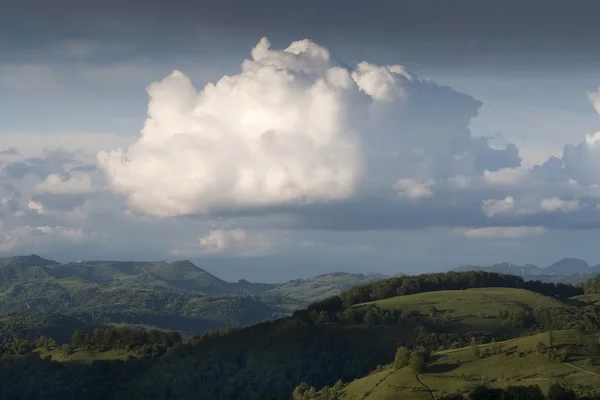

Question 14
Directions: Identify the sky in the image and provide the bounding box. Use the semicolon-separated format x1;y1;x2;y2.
2;0;600;282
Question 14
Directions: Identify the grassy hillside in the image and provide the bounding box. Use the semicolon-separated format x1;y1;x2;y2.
334;330;600;400
355;288;567;334
35;347;137;363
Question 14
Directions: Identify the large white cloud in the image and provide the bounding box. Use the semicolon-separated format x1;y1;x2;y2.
99;38;363;217
98;37;520;218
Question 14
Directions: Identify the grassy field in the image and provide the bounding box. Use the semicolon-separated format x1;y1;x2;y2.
354;288;567;334
35;347;135;363
338;330;600;400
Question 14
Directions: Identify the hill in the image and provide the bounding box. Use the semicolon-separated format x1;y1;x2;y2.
51;260;235;293
0;255;387;339
354;287;567;335
546;258;592;275
320;330;600;400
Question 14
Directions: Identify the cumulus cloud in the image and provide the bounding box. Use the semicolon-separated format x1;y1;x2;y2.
99;38;364;217
0;224;85;253
455;226;546;239
539;197;580;213
35;172;93;195
482;196;515;217
558;132;600;185
99;37;520;219
199;229;271;255
589;88;600;114
170;228;274;257
351;62;410;102
482;196;580;217
394;178;434;200
482;168;528;187
27;200;44;214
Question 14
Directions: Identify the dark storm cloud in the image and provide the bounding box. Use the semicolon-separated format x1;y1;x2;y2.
2;0;600;68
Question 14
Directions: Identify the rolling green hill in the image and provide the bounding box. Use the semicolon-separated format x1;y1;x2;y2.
323;330;600;400
1;270;600;399
354;288;568;334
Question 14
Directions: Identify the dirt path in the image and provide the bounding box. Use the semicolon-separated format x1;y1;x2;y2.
564;362;600;377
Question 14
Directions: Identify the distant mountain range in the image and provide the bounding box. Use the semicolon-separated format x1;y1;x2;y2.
0;255;385;340
454;257;600;283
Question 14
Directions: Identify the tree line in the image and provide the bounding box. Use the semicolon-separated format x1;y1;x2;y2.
71;326;182;351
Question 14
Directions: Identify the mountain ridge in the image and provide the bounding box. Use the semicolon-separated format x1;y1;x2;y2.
455;257;600;283
0;254;385;336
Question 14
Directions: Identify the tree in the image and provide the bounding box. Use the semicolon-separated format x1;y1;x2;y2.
44;338;56;351
36;335;48;348
292;383;309;400
547;383;576;400
471;343;481;359
71;330;86;348
410;349;434;400
491;341;502;356
409;350;425;375
167;331;182;346
394;346;410;370
429;305;438;317
60;344;72;358
363;308;380;327
333;379;343;392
